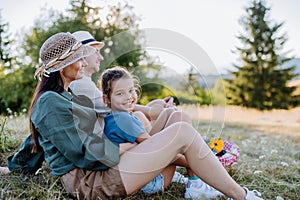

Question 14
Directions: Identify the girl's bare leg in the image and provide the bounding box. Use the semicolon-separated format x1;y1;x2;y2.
165;111;192;127
150;109;192;135
117;122;246;199
149;108;174;135
172;154;196;177
133;111;152;132
161;164;176;189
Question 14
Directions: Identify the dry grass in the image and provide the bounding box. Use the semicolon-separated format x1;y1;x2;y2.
1;106;300;199
179;105;300;199
181;105;300;137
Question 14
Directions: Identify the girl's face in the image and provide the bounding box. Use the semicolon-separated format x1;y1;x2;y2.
61;58;88;83
109;77;137;112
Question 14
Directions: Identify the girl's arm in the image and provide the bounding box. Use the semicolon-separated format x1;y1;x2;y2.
135;132;151;143
134;104;164;121
134;97;177;121
132;111;152;143
119;142;137;155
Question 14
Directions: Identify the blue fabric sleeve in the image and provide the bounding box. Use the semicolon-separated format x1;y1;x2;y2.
104;111;146;144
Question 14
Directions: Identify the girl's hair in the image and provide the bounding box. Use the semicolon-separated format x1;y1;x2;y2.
100;66;140;104
29;72;64;152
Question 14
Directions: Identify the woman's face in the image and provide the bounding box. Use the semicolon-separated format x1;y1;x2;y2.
61;58;88;82
109;77;137;112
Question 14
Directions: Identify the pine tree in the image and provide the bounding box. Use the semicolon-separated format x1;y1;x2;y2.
226;0;298;110
0;12;14;75
0;12;18;113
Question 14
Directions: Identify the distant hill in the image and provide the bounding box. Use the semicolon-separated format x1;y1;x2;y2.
156;67;231;89
207;58;300;86
280;58;300;80
157;58;300;89
198;74;231;88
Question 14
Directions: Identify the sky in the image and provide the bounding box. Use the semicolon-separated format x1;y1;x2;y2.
1;0;300;74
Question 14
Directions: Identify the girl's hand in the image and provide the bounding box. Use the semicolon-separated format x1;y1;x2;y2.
164;96;177;109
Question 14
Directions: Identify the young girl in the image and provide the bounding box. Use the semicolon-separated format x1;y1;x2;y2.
100;66;223;198
101;66;180;142
100;66;172;195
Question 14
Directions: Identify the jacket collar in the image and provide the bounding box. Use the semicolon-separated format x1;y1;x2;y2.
60;89;73;101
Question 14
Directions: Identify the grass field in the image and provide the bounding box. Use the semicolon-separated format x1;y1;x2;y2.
1;106;299;199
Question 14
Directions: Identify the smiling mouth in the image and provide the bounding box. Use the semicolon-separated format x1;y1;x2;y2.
124;101;132;105
123;99;135;106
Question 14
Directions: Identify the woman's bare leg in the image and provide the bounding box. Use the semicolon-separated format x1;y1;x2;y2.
150;110;200;179
151;110;196;175
117;122;246;199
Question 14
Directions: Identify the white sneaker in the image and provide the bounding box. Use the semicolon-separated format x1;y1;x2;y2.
244;187;263;200
172;171;188;184
184;181;223;199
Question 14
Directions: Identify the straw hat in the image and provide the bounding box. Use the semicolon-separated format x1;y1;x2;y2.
35;32;96;79
72;31;104;48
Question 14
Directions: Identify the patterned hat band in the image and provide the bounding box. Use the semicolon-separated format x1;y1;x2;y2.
44;41;82;70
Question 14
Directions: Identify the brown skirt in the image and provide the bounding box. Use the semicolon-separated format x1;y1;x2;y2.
60;168;126;200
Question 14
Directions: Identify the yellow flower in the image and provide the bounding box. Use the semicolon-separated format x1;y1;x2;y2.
208;138;224;153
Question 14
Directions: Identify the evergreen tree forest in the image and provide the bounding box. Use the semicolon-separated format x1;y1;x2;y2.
0;0;165;114
226;0;299;110
1;0;299;114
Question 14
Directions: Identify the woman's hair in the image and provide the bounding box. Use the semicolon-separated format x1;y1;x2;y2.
29;72;64;152
100;66;140;104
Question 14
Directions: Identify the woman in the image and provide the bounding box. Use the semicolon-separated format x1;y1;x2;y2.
29;32;262;200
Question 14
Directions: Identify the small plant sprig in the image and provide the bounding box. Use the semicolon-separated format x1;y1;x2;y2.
0;117;20;153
